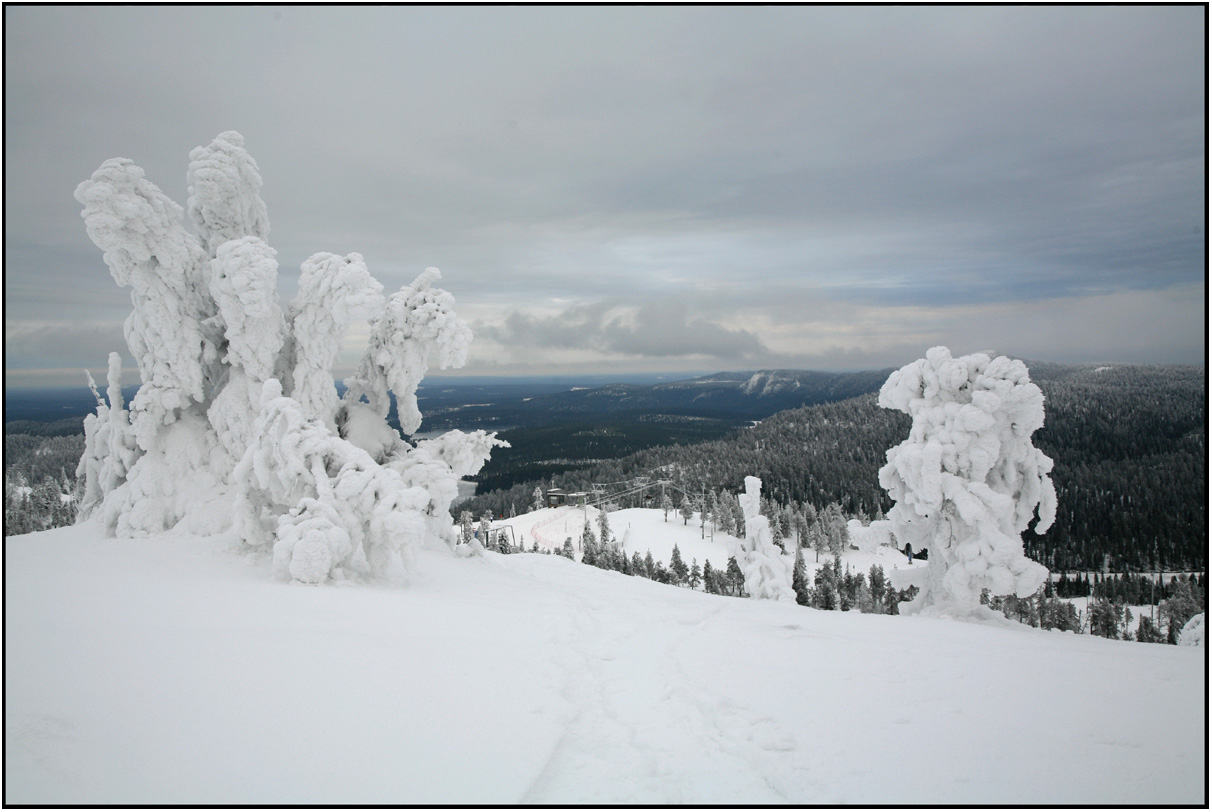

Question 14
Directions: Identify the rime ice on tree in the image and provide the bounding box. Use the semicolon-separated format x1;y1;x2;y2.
878;346;1055;616
732;476;795;601
74;131;505;583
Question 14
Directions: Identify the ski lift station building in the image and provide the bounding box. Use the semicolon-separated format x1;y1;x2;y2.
545;488;588;508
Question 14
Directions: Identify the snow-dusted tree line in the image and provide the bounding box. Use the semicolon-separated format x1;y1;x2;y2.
73;131;504;583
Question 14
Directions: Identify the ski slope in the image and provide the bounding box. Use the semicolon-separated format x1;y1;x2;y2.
5;518;1205;805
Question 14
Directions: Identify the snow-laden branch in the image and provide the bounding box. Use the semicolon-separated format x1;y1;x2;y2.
187;130;270;258
344;267;473;434
75;159;217;447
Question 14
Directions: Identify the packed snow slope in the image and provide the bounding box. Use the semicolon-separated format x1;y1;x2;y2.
6;520;1205;805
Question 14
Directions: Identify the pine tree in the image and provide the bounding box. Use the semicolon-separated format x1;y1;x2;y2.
479;512;493;551
459;510;474;545
702;560;717;594
532;485;545;512
679;495;694;526
631;551;645;576
560;537;576;560
726;556;745;597
792;546;811;606
644;549;656;579
670;544;688;586
689;559;702;590
660;493;674;522
1136;615;1165;643
868;564;888;614
597;507;612;546
811;559;840;610
581;521;598;566
810;521;827;563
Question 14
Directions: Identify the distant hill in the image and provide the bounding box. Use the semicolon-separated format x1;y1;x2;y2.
419;368;894;431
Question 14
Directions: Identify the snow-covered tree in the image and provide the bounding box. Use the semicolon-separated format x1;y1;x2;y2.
660;492;673;522
532;486;545;512
877;347;1054;616
730;477;795;601
678;495;693;526
669;544;688;585
581;521;598;565
792;546;811;606
73;131;505;583
596;506;612;546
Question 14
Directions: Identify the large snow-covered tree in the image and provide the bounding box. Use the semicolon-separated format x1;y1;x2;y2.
74;131;504;583
877;346;1055;616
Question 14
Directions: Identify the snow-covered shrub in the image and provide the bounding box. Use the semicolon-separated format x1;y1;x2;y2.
877;347;1055;617
732;476;795;601
75;131;505;582
1177;613;1204;647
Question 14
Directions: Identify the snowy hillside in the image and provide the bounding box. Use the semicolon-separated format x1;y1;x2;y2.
5;519;1204;805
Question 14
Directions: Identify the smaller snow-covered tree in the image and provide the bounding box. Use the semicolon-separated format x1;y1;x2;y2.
689;559;702;590
532;486;546;512
670;544;688;586
581;521;599;566
726;556;746;597
731;477;794;601
560;537;576;560
678;495;694;526
868;565;888;614
811;559;840;611
792;547;811;606
660;493;674;522
597;507;612;546
631;551;645;577
809;520;828;563
479;513;494;551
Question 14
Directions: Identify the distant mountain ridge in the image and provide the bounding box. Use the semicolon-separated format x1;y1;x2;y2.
422;368;895;430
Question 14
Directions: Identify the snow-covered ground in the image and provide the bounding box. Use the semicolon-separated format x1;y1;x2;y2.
5;519;1205;805
496;505;920;577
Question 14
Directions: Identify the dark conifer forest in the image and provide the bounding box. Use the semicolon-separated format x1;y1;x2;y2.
6;362;1206;575
463;363;1206;573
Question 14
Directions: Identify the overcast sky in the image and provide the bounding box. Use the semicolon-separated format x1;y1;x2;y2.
5;5;1205;387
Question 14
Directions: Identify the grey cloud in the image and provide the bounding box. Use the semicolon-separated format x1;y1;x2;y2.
4;6;1204;383
481;300;769;361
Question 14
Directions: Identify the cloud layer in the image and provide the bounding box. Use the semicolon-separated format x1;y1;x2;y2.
4;6;1204;386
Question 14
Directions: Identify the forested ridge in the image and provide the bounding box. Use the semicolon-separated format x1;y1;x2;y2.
464;363;1206;573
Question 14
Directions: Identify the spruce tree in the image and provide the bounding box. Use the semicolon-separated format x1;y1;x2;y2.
726;556;745;597
679;495;694;526
660;492;674;522
689;559;702;590
792;546;811;606
670;544;688;586
581;521;598;566
597;507;612;546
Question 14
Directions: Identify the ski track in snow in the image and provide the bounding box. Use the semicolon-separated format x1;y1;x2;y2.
518;568;801;804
